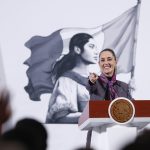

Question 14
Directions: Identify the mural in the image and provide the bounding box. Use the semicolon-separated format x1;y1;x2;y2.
24;1;141;124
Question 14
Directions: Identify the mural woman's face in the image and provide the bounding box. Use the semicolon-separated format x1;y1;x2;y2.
99;51;117;77
80;38;99;64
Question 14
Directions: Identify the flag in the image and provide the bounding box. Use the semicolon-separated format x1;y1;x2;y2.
24;27;104;101
102;2;141;74
24;2;141;101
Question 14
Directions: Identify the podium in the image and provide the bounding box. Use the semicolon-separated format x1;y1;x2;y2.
78;100;150;150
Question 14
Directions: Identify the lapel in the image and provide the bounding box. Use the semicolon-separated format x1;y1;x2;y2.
114;81;127;97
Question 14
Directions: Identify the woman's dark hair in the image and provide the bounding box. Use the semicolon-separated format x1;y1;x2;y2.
99;48;116;60
51;33;93;83
69;33;93;54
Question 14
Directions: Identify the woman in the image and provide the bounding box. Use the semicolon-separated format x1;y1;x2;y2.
86;48;133;149
46;33;99;123
87;48;133;101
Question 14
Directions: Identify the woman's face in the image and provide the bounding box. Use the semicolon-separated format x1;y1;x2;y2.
80;38;99;64
99;51;117;77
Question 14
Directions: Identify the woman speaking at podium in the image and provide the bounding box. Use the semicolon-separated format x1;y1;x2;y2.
87;48;133;101
86;48;133;149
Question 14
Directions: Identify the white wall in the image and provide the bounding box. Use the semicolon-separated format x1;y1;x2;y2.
0;46;6;88
0;0;150;150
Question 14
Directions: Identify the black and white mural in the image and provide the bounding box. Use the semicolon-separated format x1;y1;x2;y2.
24;2;140;124
0;0;150;149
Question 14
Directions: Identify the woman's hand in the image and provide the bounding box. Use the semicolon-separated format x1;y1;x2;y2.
89;73;99;83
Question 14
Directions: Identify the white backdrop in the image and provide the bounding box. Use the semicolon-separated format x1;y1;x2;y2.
0;0;150;150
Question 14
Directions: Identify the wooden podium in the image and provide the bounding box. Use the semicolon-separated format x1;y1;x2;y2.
78;100;150;150
79;100;150;130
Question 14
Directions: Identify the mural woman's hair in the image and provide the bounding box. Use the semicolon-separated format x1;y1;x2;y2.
52;33;93;83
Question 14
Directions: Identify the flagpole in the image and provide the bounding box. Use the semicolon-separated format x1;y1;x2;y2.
130;0;141;91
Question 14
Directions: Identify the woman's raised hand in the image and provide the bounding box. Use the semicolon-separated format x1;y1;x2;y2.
89;73;99;83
